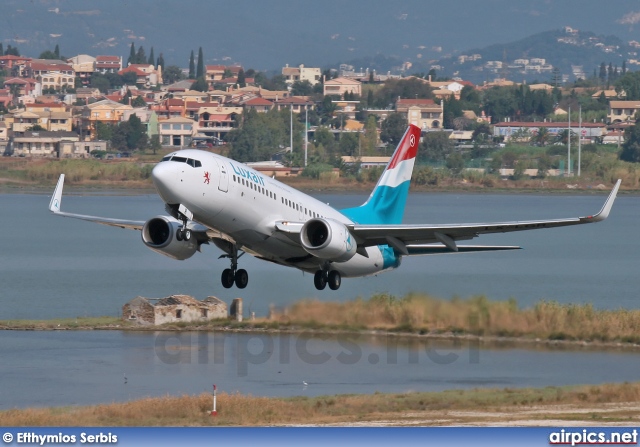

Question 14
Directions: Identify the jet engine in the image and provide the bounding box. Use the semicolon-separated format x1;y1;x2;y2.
141;216;198;260
300;218;357;262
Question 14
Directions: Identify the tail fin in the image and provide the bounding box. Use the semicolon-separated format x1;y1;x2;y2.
341;124;421;224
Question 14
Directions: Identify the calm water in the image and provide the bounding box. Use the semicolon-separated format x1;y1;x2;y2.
3;330;640;410
0;189;638;409
0;189;637;319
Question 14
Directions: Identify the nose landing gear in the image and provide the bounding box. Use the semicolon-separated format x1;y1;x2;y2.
175;204;193;241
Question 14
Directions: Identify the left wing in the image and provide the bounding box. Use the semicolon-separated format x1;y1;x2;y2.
347;179;621;254
274;179;620;256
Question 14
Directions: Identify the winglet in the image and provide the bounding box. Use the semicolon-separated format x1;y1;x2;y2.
587;179;621;222
49;174;65;213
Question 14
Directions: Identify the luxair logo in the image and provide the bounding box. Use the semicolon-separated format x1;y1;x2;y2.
54;199;59;210
409;134;416;147
346;233;354;251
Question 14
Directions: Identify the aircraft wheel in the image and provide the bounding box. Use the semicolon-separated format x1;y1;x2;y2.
235;269;249;289
328;270;341;290
221;269;235;288
183;229;191;241
176;229;183;241
314;270;327;290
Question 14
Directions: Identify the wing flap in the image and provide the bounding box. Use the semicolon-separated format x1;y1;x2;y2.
406;244;521;256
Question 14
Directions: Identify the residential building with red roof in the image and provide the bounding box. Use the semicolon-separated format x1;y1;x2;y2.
96;55;122;74
396;98;443;129
26;60;75;92
242;97;273;113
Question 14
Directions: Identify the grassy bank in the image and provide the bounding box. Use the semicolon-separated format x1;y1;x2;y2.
2;382;640;426
4;294;640;347
0;156;632;193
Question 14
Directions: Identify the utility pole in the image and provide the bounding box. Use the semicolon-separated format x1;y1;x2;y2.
304;106;308;167
567;106;571;176
578;105;582;177
290;105;293;157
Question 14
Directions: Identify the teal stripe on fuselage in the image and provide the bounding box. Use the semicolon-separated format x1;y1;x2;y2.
340;180;410;225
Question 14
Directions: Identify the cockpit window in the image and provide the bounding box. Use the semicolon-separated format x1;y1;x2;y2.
159;155;202;168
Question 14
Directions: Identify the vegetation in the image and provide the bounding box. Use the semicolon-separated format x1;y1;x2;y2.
270;293;640;345
3;383;640;426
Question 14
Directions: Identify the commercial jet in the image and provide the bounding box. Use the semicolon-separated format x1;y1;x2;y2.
49;124;621;291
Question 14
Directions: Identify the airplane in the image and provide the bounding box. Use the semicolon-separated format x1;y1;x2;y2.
49;124;621;291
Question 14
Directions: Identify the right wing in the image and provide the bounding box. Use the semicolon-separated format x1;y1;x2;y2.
49;174;145;230
48;174;210;240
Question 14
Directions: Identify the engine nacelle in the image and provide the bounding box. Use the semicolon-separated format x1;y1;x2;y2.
141;216;197;260
300;218;357;262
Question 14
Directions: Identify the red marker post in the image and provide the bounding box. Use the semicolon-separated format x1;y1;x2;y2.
210;384;217;416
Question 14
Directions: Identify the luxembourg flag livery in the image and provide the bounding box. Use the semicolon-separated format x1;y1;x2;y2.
341;124;421;225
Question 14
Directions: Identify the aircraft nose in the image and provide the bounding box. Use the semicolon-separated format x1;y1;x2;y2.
151;162;177;201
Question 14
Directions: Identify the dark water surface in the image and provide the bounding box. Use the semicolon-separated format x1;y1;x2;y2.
0;189;638;409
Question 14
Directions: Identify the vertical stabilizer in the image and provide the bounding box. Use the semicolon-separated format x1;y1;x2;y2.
341;125;421;224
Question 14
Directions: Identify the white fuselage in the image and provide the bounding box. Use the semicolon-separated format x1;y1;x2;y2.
151;150;400;278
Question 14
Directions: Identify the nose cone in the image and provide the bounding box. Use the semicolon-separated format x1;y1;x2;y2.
151;162;177;203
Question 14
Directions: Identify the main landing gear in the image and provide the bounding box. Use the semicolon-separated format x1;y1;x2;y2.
220;245;248;289
314;268;341;291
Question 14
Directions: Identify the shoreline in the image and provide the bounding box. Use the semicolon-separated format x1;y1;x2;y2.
2;382;640;426
3;319;640;354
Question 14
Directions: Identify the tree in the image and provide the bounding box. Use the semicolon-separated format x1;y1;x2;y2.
156;53;165;71
126;114;148;150
54;44;60;59
291;80;313;96
163;65;184;84
135;46;146;65
0;43;3;56
91;74;111;93
338;132;359;157
121;71;138;86
227;108;303;162
39;50;58;60
620;121;640;162
379;113;407;146
127;43;136;66
148;47;155;66
150;134;161;155
419;131;453;162
191;76;208;92
615;71;640;101
5;45;19;56
96;122;113;141
132;96;146;107
188;50;195;79
237;68;246;87
196;47;204;79
446;152;464;176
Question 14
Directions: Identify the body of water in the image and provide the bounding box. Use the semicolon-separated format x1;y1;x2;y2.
2;330;640;410
0;188;638;409
0;189;637;319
